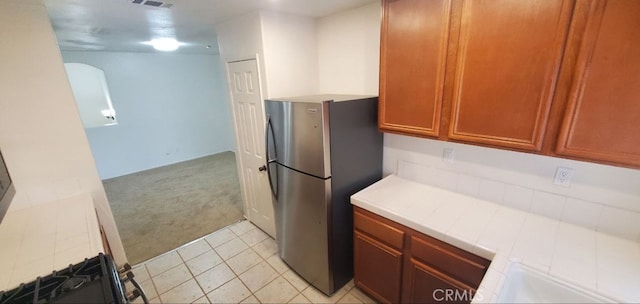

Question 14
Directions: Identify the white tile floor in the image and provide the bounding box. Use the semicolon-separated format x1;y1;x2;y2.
129;220;375;304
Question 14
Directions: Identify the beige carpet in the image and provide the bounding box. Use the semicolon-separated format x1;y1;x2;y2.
104;151;244;265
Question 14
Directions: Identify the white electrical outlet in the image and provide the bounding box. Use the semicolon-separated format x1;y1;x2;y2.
554;167;574;187
443;148;455;163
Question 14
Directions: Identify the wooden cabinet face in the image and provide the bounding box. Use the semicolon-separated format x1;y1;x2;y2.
448;0;574;151
556;0;640;166
353;231;403;304
353;207;491;303
404;259;475;304
409;235;489;288
379;0;452;137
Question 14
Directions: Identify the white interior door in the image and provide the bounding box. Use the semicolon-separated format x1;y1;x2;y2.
227;59;275;237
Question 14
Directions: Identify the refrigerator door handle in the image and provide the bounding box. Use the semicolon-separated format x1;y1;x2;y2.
265;115;278;199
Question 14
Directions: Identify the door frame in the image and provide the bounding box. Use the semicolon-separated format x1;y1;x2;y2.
224;55;274;236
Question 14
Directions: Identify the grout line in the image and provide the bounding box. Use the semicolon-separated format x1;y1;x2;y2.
152;266;192;300
134;219;248;267
143;220;350;304
141;264;159;300
297;293;312;304
163;244;208;303
198;221;268;303
222;252;255;293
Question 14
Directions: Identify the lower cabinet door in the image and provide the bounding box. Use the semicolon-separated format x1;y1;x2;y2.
354;231;403;304
403;258;476;304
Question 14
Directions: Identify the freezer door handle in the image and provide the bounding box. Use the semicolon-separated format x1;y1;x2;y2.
265;115;278;199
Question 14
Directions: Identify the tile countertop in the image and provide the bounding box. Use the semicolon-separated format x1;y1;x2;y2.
0;193;104;291
351;175;640;303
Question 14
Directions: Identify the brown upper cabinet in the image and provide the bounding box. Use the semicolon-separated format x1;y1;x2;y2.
448;0;573;151
379;0;452;137
379;0;640;168
555;0;640;167
379;0;574;151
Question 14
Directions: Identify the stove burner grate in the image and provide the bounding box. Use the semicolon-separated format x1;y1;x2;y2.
0;254;126;304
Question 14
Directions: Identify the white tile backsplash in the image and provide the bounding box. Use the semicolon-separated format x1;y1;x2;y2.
456;174;481;197
388;145;640;243
561;198;603;230
397;160;436;185
502;185;534;212
478;179;506;203
531;191;566;220
435;169;458;191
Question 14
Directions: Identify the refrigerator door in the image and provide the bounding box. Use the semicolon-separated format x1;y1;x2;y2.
265;100;331;178
274;163;333;294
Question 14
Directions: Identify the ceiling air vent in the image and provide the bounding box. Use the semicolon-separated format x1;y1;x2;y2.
130;0;173;9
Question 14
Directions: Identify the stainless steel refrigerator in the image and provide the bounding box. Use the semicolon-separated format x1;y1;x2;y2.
264;95;383;295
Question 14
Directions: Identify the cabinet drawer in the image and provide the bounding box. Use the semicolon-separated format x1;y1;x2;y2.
410;234;489;287
354;207;405;250
404;258;476;303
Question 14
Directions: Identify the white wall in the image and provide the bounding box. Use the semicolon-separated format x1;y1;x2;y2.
216;11;265;62
216;11;268;96
317;2;381;95
261;11;318;98
315;1;640;242
61;51;235;179
0;0;125;263
216;10;319;99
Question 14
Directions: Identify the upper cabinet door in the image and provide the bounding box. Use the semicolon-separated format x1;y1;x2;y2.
448;0;574;151
379;0;452;137
556;0;640;167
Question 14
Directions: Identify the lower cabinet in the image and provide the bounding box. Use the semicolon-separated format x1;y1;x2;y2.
354;231;403;303
404;260;473;304
354;207;490;304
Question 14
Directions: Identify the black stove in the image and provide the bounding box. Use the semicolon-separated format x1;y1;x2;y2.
0;253;145;304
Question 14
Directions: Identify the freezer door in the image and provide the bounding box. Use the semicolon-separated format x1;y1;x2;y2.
265;100;331;178
274;164;333;294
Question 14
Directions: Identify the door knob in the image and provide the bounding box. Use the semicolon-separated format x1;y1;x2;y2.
258;165;267;172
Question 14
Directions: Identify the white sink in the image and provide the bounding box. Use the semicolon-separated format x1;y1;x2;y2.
496;263;615;303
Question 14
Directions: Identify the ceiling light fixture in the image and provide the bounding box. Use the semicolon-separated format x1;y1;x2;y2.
144;38;183;51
